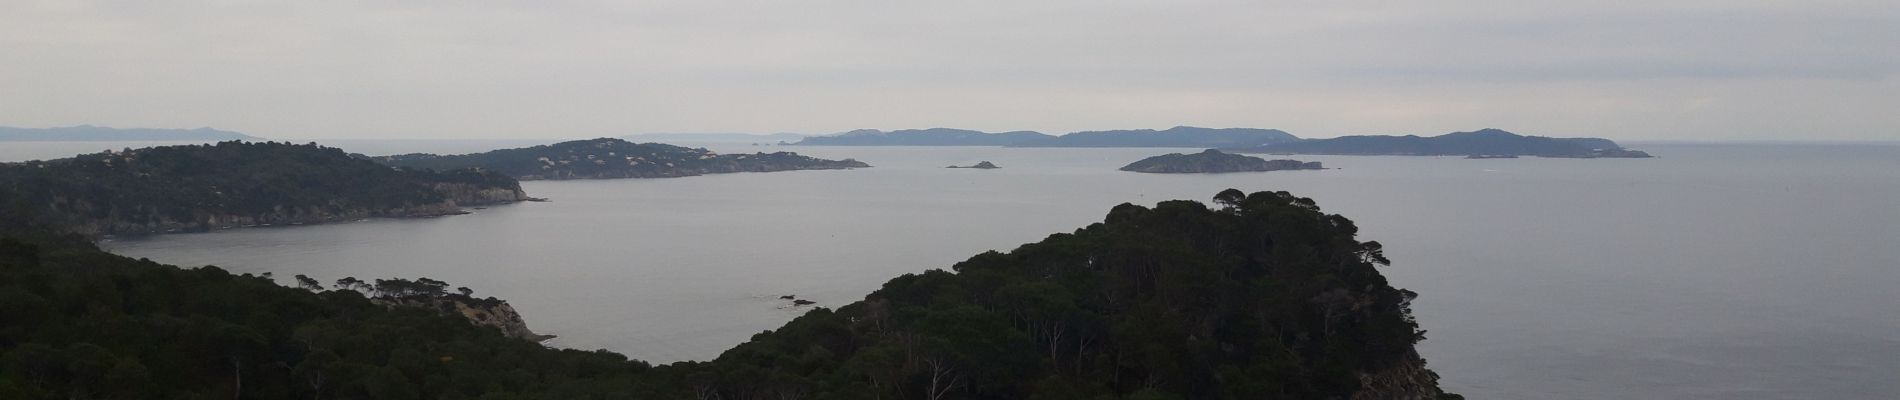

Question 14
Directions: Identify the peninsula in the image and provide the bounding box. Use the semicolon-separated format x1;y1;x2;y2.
1121;149;1324;173
374;138;869;180
0;141;527;237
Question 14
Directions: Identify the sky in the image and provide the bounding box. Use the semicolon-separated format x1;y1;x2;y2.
2;0;1896;141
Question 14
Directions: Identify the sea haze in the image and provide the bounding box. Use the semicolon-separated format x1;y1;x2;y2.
58;142;1898;400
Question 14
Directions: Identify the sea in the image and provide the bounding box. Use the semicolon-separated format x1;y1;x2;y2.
5;140;1897;399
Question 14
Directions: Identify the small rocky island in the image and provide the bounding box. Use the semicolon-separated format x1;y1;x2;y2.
375;138;870;180
1120;149;1323;173
947;161;1000;169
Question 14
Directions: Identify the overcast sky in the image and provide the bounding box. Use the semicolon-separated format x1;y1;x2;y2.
2;1;1896;141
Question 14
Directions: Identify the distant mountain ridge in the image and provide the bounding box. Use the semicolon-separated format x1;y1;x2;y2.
1013;126;1301;148
376;138;868;180
1239;128;1651;158
622;132;806;144
0;125;261;141
793;126;1302;147
793;128;1053;146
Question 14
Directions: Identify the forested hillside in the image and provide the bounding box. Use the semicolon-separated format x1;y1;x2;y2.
685;190;1451;399
0;189;1457;399
0;141;528;236
0;231;658;399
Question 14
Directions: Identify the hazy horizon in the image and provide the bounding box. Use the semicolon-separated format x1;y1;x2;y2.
4;1;1896;142
7;124;1900;145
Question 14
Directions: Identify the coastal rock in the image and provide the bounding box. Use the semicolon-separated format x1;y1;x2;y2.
1353;350;1448;400
379;296;555;342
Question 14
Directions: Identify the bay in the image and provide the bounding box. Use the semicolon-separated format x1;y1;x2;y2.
11;140;1892;399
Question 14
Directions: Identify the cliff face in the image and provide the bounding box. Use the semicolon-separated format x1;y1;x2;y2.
54;182;530;237
449;300;555;342
1354;350;1450;400
61;203;467;237
431;183;532;206
378;296;554;342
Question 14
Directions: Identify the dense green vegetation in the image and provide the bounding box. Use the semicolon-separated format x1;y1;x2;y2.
1242;128;1652;158
1121;149;1323;173
0;231;659;399
0;188;1457;399
375;138;870;180
683;189;1448;399
0;141;526;236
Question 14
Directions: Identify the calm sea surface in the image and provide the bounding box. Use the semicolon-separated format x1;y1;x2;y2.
7;141;1898;399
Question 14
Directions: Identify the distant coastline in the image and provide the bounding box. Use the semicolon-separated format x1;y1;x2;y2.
0;125;262;141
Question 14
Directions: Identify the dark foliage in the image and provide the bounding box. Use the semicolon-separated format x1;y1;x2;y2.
678;189;1449;399
0;231;658;399
0;189;1456;399
0;141;525;236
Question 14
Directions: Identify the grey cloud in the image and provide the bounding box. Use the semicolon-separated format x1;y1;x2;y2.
0;0;1894;140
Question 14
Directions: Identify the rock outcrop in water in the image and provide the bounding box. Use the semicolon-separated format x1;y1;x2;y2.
947;161;1000;169
376;138;869;180
1121;149;1323;173
0;141;529;237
